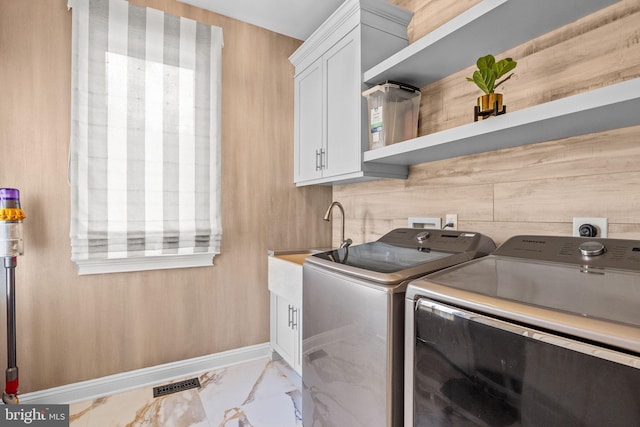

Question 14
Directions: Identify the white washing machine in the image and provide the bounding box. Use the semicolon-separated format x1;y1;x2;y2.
302;228;496;427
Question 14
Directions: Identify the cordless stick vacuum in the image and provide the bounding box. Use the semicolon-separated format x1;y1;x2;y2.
0;188;25;404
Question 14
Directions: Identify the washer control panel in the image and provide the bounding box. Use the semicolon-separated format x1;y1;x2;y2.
579;241;606;257
378;228;495;256
495;235;640;271
415;231;430;242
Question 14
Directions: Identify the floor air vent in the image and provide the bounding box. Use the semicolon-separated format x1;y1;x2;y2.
153;377;201;398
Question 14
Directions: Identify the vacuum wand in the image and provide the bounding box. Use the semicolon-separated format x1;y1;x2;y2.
0;188;25;405
3;257;18;404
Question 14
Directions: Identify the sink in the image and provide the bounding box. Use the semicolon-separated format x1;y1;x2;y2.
267;249;328;300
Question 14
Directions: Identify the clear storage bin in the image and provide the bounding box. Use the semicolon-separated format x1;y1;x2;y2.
362;81;421;150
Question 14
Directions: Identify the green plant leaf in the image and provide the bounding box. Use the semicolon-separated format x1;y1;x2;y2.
476;54;495;71
472;69;495;94
493;58;517;79
467;54;516;94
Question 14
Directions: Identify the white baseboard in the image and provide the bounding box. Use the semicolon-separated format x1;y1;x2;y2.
19;342;270;405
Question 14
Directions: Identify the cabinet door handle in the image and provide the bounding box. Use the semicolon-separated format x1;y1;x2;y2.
291;307;298;329
320;148;326;169
287;304;293;327
315;150;320;171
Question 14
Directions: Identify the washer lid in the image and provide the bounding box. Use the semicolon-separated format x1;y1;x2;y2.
305;229;496;285
312;241;451;273
406;235;640;353
420;256;640;328
307;242;469;285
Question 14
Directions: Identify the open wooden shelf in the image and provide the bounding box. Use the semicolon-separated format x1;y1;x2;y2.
363;78;640;166
363;0;618;88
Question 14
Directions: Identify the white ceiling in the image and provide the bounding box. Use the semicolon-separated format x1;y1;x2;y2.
178;0;346;40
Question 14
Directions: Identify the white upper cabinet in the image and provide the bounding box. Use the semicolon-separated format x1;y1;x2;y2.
323;29;360;178
295;58;324;182
290;0;413;186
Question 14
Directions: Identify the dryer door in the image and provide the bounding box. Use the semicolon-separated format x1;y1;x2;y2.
410;299;640;427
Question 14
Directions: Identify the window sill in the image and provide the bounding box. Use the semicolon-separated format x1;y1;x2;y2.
74;253;216;275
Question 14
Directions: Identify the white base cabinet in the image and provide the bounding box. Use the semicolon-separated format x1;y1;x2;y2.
270;293;301;374
268;254;304;374
289;0;413;186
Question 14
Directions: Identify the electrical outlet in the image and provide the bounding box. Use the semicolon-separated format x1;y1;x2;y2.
444;214;458;230
572;217;608;238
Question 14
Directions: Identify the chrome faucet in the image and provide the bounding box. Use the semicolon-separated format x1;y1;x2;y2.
323;201;352;249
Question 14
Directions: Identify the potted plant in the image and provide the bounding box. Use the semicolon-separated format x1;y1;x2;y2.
467;54;517;118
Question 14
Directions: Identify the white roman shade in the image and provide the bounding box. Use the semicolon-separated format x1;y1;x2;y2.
68;0;223;274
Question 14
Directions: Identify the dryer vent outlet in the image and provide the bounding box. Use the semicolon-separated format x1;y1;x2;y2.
572;217;608;238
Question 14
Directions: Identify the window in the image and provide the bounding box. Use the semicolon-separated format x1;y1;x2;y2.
68;0;223;274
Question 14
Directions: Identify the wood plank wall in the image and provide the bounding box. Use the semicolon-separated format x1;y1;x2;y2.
0;0;331;392
333;0;640;246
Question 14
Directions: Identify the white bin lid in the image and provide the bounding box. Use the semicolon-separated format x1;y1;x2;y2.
362;80;420;97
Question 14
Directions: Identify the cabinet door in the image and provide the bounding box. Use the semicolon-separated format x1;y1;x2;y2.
294;58;324;183
272;293;297;368
324;28;361;177
292;304;302;374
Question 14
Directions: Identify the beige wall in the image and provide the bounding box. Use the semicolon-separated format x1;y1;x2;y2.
0;0;331;392
3;0;639;395
333;0;640;247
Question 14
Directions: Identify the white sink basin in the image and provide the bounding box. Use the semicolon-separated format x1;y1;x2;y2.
267;249;325;301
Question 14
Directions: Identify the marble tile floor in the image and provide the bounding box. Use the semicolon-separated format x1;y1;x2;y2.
69;357;302;427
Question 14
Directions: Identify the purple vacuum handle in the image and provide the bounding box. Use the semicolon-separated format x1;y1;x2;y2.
0;188;20;209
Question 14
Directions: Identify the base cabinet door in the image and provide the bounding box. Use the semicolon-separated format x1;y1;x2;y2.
270;293;302;374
